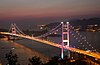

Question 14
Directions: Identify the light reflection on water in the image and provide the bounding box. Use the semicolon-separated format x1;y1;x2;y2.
16;32;100;56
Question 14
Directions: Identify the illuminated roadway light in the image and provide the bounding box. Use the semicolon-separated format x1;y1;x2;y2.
85;48;87;50
87;42;89;44
67;22;69;24
74;36;76;37
80;35;82;37
83;45;85;47
56;30;58;31
61;22;63;24
78;40;80;42
80;43;82;44
76;38;78;40
72;34;74;35
82;37;84;39
89;44;91;46
84;40;86;41
72;27;74;29
76;31;79;33
78;33;80;35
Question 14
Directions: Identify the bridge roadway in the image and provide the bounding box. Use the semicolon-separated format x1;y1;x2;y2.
0;32;100;60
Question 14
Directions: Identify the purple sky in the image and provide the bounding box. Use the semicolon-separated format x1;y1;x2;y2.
0;0;100;18
0;0;100;28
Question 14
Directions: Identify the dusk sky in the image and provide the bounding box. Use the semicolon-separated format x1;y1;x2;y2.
0;0;100;29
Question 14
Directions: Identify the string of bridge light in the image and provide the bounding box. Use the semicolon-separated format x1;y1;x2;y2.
14;24;26;35
9;23;26;35
70;25;97;51
36;23;62;38
9;24;13;32
35;22;62;44
70;31;88;50
63;24;84;49
70;25;95;51
47;26;62;44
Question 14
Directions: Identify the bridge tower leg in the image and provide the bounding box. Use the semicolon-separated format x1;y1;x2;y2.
67;22;70;58
11;24;16;35
61;22;70;59
11;24;16;40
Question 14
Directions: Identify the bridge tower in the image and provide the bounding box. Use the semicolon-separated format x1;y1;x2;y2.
11;24;16;35
61;22;70;59
11;24;16;40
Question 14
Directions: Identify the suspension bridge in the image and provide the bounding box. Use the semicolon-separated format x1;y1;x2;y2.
0;22;100;60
